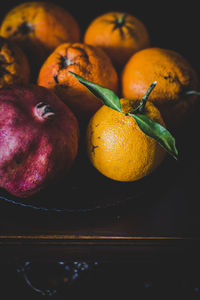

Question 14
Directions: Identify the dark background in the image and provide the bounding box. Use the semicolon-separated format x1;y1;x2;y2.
1;1;200;299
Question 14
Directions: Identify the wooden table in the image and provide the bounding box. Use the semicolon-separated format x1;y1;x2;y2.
1;119;200;266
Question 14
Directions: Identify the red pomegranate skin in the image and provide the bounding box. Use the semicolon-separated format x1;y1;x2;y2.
0;84;79;198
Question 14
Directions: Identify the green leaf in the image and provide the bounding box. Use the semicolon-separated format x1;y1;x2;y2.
69;71;178;160
68;71;122;112
129;113;178;160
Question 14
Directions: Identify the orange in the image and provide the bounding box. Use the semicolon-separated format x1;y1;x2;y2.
0;36;30;88
121;47;199;128
0;1;81;78
84;11;150;69
37;42;118;120
86;98;166;182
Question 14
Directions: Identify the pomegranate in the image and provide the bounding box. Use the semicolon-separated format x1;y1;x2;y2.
0;84;79;198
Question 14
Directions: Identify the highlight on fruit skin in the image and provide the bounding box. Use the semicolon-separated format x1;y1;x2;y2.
0;84;79;198
69;71;178;182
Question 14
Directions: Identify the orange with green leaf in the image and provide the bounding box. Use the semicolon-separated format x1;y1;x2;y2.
70;72;178;182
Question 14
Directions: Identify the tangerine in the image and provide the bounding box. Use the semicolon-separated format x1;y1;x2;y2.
121;47;199;128
38;42;118;120
0;36;30;88
86;97;166;182
84;11;150;69
0;1;81;78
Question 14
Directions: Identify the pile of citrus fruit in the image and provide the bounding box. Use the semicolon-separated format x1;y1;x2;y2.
0;1;199;198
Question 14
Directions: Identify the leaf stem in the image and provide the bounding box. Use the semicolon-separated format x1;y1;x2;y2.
131;81;157;114
117;13;126;26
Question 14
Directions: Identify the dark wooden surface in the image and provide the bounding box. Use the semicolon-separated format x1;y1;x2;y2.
1;0;200;265
1;122;200;263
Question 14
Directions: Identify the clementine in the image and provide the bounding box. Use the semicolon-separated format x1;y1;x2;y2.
69;72;179;181
0;1;81;78
86;97;166;182
37;42;118;120
121;47;199;129
84;11;150;69
0;36;30;88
